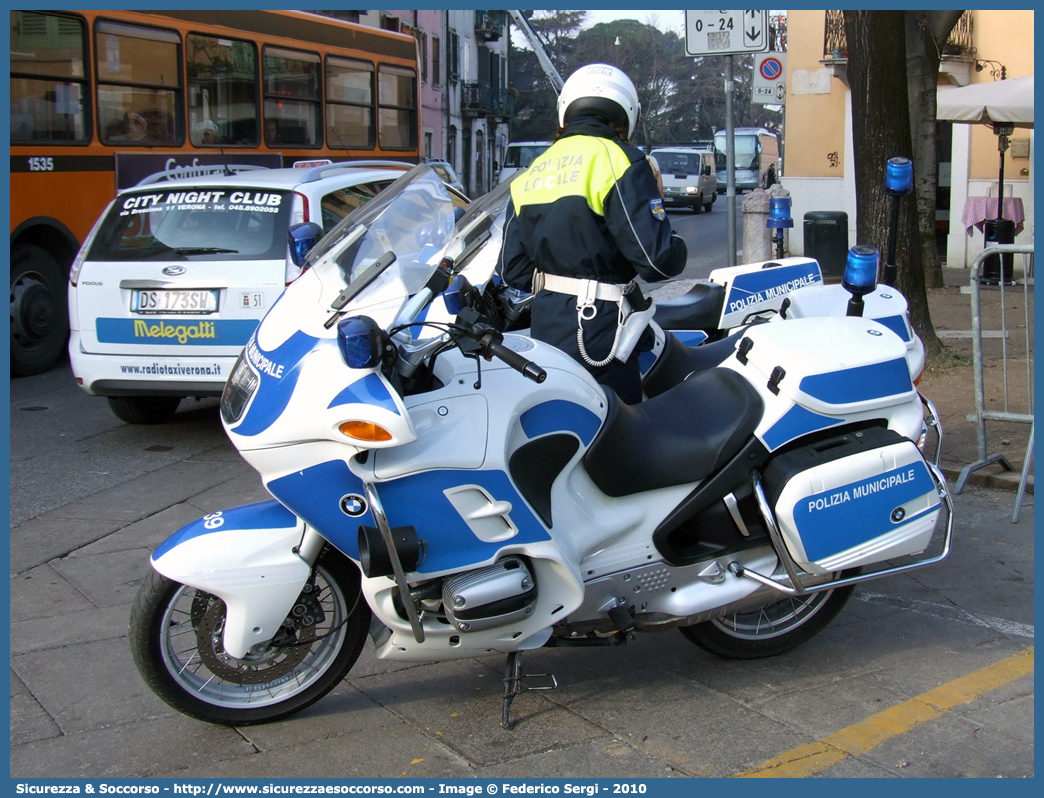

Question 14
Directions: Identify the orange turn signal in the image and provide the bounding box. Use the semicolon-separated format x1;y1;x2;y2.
339;421;393;442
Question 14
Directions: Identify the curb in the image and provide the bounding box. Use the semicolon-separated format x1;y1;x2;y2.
940;464;1034;495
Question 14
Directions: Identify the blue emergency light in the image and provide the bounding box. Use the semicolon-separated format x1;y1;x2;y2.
766;196;794;229
885;157;913;196
843;246;879;295
337;316;383;369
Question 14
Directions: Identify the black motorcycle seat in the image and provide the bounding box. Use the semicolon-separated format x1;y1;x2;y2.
642;329;745;399
652;281;725;331
584;367;764;498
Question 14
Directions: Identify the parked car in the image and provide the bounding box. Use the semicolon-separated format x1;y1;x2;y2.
68;162;468;424
423;157;466;196
649;147;717;213
494;140;552;187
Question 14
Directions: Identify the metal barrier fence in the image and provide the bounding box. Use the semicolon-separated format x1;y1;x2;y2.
953;244;1035;523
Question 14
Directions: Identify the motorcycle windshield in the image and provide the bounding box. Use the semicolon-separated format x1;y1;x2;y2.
439;173;515;278
304;165;456;312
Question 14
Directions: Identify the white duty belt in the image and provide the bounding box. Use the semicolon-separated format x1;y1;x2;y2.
538;272;627;305
534;271;653;368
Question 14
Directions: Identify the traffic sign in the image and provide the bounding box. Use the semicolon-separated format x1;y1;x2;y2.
752;52;787;105
684;10;769;57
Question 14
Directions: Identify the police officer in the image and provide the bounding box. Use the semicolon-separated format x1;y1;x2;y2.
498;64;687;404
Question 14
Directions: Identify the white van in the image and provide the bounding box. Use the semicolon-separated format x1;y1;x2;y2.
495;141;552;186
649;147;717;213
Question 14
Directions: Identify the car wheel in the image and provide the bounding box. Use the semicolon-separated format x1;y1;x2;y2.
107;396;182;424
703;193;715;212
10;244;69;377
691;201;701;214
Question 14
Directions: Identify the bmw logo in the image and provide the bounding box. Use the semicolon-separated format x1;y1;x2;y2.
890;506;906;523
162;265;186;276
867;329;883;337
340;494;367;517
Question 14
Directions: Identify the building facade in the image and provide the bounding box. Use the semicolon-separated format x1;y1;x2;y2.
346;9;512;199
782;10;1034;269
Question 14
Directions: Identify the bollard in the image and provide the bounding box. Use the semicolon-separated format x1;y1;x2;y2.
741;189;772;263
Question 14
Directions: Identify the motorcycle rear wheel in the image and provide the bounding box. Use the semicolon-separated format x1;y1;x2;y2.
130;548;370;725
679;571;856;660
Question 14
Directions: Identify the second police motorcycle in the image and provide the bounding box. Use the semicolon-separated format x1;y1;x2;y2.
130;162;952;728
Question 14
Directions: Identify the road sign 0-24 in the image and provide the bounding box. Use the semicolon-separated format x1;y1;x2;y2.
685;10;769;57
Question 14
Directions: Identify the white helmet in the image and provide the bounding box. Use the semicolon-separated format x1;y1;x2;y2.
557;63;641;140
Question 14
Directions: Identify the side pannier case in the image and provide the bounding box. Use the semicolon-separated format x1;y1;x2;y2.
762;426;942;575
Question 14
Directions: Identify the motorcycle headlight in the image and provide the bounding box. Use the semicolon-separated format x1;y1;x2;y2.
220;351;259;425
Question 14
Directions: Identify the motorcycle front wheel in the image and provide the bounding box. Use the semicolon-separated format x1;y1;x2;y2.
679;570;857;660
130;548;370;725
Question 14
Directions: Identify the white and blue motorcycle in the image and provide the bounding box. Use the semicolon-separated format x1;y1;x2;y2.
131;164;952;728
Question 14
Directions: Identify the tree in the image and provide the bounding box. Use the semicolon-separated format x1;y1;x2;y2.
843;11;944;362
509;46;558;141
509;15;782;149
508;11;585;141
528;9;586;69
571;20;688;149
905;11;965;289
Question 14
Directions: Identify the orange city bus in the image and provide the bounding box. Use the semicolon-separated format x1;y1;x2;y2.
10;9;420;375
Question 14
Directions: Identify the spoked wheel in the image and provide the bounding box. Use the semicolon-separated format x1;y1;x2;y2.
680;569;857;659
130;549;370;725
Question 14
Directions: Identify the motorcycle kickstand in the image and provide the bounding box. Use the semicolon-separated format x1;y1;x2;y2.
501;651;557;730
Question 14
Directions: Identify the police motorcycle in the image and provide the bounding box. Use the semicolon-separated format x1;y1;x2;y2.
130;163;952;729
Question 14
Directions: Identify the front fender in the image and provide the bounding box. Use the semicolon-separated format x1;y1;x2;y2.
151;500;311;659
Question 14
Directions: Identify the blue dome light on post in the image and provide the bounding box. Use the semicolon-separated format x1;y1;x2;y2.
842;245;878;318
843;246;879;294
766;197;794;229
885;157;913;196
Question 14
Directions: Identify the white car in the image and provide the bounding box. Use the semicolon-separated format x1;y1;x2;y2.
69;162;467;424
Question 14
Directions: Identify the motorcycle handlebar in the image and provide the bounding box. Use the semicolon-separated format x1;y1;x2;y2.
484;338;547;383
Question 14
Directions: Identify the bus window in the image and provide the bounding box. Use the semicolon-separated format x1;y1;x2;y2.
377;64;417;150
96;21;180;146
326;57;374;148
263;46;321;147
734;136;760;171
10;12;89;143
187;33;258;146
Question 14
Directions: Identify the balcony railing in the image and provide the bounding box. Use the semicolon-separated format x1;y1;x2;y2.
475;11;505;42
823;10;975;61
462;82;510;118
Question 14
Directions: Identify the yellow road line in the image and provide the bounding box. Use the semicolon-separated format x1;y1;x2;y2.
734;646;1033;778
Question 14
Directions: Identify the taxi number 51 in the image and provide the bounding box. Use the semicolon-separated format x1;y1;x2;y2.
28;157;54;171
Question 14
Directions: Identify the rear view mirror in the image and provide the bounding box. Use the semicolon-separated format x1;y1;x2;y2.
288;222;324;267
443;275;475;316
